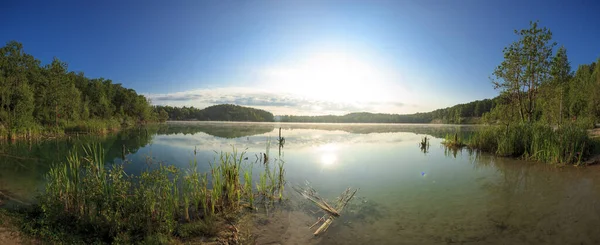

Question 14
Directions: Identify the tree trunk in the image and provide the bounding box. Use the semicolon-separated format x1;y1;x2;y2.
55;104;58;128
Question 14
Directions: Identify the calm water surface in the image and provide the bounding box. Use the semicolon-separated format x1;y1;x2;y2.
1;122;600;244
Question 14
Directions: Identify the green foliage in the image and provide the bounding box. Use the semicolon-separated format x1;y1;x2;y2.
442;133;467;148
468;124;591;165
155;104;274;122
487;21;600;128
492;21;556;123
0;41;161;138
279;99;495;124
17;143;282;244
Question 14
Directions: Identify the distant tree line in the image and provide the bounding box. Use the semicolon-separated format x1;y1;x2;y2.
0;41;162;135
278;99;496;124
154;104;274;122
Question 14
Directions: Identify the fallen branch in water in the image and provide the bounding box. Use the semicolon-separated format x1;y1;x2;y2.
293;183;358;236
0;190;31;206
0;153;39;161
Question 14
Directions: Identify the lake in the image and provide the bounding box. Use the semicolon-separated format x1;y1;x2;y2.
2;121;600;244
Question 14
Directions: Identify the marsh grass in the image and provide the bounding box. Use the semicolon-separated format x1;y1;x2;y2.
254;138;286;215
467;123;591;165
442;133;467;148
18;141;286;244
63;119;122;134
1;119;127;140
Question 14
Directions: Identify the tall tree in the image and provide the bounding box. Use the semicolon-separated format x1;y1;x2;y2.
540;46;571;124
492;21;556;123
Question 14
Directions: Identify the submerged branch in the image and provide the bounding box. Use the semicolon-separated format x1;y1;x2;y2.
293;183;358;236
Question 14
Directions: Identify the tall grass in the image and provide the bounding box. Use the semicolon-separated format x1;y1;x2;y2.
63;119;122;134
442;133;467;148
27;142;286;244
468;123;591;165
255;138;286;211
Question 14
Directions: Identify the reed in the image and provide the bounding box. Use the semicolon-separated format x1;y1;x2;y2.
23;140;287;244
420;136;430;153
442;133;467;148
467;123;591;165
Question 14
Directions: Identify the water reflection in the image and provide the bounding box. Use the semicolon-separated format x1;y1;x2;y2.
320;153;338;168
419;136;430;154
4;122;600;244
444;145;461;158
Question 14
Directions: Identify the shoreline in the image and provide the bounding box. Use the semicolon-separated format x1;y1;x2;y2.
0;122;164;142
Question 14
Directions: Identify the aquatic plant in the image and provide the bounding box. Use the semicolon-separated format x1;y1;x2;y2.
420;136;430;153
22;141;287;244
467;123;592;165
442;133;467;148
277;127;286;151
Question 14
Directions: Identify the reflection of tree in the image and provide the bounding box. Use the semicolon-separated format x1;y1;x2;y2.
419;136;430;154
471;154;585;242
481;157;531;232
160;122;479;140
444;145;461;158
160;122;273;138
278;124;477;139
0;127;158;201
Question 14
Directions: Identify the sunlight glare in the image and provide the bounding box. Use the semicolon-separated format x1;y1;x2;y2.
321;153;338;167
262;51;406;107
318;143;340;168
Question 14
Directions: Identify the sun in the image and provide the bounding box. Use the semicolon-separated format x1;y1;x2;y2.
263;51;399;106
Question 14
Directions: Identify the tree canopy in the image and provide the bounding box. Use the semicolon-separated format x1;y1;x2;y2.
154;104;274;122
0;41;162;134
485;21;600;128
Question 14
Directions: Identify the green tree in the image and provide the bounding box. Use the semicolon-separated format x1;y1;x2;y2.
589;60;600;122
539;46;571;125
0;41;162;134
492;21;556;123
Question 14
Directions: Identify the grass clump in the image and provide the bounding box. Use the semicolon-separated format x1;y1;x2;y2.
63;119;122;134
14;143;283;244
468;123;592;165
442;133;467;148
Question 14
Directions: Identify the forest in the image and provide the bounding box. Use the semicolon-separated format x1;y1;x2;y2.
154;104;274;122
278;99;496;124
0;41;163;137
482;21;600;128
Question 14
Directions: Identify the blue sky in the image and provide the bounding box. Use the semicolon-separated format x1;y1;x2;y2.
2;0;600;115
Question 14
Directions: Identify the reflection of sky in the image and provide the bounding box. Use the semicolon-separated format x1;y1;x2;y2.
151;128;423;151
120;128;456;198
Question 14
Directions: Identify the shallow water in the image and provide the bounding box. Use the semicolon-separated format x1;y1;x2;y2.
2;122;600;244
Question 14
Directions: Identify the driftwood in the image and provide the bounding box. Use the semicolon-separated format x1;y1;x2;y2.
0;153;39;161
293;183;358;236
0;190;30;206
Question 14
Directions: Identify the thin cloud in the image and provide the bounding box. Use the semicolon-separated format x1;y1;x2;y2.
146;87;408;115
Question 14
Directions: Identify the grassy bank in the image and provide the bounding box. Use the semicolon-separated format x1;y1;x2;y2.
0;119;160;141
4;143;283;244
444;123;595;165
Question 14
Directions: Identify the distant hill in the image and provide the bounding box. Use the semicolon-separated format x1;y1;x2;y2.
279;98;497;124
155;104;274;122
155;98;498;124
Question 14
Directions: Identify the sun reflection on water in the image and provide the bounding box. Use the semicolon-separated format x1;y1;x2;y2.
318;143;340;168
321;153;338;167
